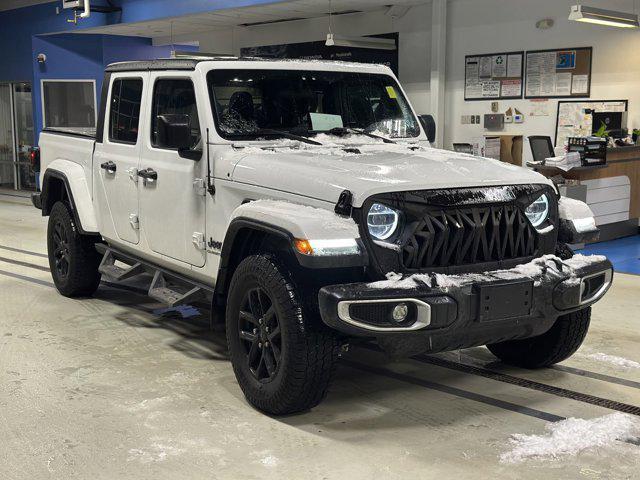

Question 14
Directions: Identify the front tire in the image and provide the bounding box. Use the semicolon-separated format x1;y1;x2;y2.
47;201;102;297
226;254;340;415
487;307;591;368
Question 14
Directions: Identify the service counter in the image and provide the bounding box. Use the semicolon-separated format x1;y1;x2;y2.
531;146;640;241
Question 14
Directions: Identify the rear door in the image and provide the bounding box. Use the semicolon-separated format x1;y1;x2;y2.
94;74;147;245
138;73;206;267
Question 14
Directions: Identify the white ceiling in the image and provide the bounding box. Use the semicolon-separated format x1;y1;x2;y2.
0;0;54;11
74;0;428;38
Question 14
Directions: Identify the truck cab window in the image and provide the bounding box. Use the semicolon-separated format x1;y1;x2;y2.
208;69;420;141
151;79;201;150
109;78;143;144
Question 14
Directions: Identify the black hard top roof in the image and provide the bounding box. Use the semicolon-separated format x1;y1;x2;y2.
104;56;379;73
106;58;231;72
105;56;303;73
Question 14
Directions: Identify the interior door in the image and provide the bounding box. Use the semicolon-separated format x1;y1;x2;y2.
13;83;35;191
138;74;206;268
94;74;147;245
0;83;16;190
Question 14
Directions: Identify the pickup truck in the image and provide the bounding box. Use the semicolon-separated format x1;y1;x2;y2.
33;57;613;415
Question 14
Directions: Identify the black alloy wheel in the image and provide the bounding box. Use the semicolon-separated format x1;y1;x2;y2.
238;287;282;382
52;218;71;279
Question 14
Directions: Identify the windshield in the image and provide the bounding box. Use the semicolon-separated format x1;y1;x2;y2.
207;69;421;141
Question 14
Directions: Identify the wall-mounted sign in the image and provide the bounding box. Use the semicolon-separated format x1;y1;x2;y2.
464;51;524;101
525;47;592;99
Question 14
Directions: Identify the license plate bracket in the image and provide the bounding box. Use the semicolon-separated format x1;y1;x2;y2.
477;280;533;322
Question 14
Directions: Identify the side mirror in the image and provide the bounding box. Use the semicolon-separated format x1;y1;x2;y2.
157;114;192;150
419;114;436;143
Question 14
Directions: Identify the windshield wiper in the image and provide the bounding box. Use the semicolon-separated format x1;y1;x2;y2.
328;127;396;144
256;128;323;146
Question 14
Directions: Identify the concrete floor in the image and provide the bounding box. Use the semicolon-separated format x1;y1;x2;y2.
1;200;639;480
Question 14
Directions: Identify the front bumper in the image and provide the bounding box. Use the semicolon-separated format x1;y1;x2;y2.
319;255;613;343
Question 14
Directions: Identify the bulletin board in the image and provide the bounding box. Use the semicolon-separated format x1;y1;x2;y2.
554;99;628;147
525;47;592;99
464;51;524;101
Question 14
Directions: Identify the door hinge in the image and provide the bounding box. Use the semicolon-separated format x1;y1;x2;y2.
193;178;206;196
129;214;140;230
127;167;139;184
192;232;206;250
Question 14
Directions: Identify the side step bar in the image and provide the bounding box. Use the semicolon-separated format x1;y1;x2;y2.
97;244;214;307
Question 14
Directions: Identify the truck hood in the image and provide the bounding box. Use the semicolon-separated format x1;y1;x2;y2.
229;143;553;207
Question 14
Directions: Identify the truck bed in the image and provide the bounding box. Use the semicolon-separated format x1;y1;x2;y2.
38;130;96;198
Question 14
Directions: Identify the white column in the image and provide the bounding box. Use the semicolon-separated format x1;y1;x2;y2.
430;0;447;148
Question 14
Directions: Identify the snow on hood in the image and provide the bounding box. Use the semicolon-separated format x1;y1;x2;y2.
231;199;359;240
228;141;553;207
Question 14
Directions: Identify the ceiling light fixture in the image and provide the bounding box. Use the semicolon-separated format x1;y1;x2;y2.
569;4;639;28
325;34;397;50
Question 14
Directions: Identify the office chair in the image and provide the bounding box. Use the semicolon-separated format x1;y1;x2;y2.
528;136;555;163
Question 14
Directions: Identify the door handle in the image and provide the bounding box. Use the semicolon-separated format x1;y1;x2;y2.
100;161;117;174
138;168;158;183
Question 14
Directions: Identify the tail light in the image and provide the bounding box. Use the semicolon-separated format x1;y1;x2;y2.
29;147;40;169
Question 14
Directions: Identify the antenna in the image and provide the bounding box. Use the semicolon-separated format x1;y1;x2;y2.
206;128;215;195
328;0;333;35
170;21;175;56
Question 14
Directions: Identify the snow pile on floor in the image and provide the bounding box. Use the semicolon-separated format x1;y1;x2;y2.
369;254;607;291
234;199;360;237
500;413;640;463
584;352;640;370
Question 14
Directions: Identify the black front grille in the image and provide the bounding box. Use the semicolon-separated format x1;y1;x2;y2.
359;185;557;276
402;204;537;270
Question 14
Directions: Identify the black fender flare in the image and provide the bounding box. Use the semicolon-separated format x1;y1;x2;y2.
213;217;367;302
40;170;96;236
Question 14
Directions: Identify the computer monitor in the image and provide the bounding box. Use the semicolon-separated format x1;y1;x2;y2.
592;111;627;138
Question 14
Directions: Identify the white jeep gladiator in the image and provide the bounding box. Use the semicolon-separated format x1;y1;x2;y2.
33;57;613;415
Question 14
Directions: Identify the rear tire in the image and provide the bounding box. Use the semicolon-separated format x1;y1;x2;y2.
226;254;340;415
487;307;591;368
47;201;102;297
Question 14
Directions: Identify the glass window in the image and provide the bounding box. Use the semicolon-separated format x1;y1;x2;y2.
42;81;95;130
151;79;201;150
109;78;143;144
208;69;420;141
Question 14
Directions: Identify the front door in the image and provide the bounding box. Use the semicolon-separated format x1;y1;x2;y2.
94;74;147;245
138;73;206;267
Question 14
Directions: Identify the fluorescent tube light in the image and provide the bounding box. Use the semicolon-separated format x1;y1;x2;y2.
569;5;639;28
325;34;397;50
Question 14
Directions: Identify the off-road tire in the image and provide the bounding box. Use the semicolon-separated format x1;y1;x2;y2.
226;254;341;415
47;201;102;297
487;307;591;368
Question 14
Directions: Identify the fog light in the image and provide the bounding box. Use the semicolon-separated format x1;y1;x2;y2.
392;303;409;323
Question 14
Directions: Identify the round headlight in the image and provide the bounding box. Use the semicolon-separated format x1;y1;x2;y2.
525;194;550;228
367;203;400;240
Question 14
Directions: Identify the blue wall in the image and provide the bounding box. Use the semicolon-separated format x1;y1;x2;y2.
0;0;273;145
0;2;108;82
31;34;186;141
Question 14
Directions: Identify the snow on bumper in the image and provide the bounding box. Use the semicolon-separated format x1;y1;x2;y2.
318;254;613;337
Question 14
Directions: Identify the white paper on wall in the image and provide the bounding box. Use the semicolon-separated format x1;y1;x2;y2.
571;75;589;95
556;73;572;96
507;54;522;78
